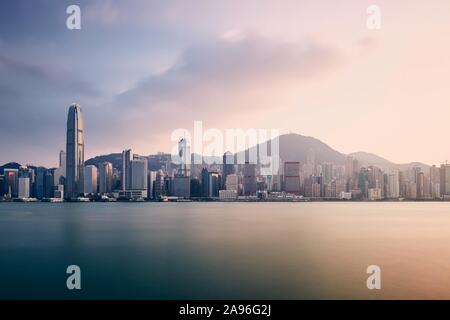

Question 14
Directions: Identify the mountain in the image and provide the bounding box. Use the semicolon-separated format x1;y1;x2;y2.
2;134;430;172
84;153;122;169
238;133;347;165
0;162;21;174
349;151;430;171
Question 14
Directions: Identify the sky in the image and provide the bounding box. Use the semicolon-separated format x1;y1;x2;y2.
1;0;450;167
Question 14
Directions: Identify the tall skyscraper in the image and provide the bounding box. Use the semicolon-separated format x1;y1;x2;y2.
208;172;220;197
154;169;165;198
122;149;132;190
54;150;67;186
99;162;113;194
130;157;148;191
84;165;98;194
66;104;84;199
440;164;450;197
201;167;209;197
284;162;300;194
178;138;190;177
243;162;256;196
4;169;19;198
222;151;235;189
18;177;30;199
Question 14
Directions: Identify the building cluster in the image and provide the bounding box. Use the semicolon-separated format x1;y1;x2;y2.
2;104;450;202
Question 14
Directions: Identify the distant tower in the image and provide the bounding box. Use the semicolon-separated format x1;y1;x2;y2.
122;149;132;190
178;138;190;177
222;151;235;189
99;162;113;194
66;103;84;199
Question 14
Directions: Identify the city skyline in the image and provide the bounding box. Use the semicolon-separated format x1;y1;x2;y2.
2;1;450;166
1;103;450;202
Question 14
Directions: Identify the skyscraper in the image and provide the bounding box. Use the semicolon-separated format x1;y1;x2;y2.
130;157;148;191
99;162;113;194
284;162;300;194
4;169;19;198
84;165;98;194
222;151;235;189
440;164;450;197
66;104;84;199
243;162;256;196
18;177;30;199
122;149;132;190
178;138;190;177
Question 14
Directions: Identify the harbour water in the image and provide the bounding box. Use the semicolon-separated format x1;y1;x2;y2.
1;202;450;299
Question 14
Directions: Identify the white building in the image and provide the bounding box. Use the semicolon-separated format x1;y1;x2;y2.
84;165;98;194
99;162;113;194
368;188;382;200
339;191;352;200
387;171;400;199
54;184;64;199
131;158;148;191
147;171;157;199
219;189;238;200
18;177;30;199
225;174;239;191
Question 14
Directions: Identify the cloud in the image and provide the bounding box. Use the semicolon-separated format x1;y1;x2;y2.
103;33;342;119
89;33;343;151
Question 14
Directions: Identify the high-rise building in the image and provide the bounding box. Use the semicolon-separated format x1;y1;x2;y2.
99;162;113;194
147;171;157;199
440;164;450;197
54;150;66;186
4;168;19;198
201;167;209;197
178;138;190;177
0;175;5;197
225;174;239;191
430;165;441;199
242;162;256;196
154;169;165;198
173;175;190;198
130;158;147;191
44;169;54;198
322;162;333;184
208;172;220;197
66;104;84;199
222;151;235;189
18;177;30;199
386;170;400;199
35;167;46;198
121;149;132;191
284;162;300;194
84;165;98;194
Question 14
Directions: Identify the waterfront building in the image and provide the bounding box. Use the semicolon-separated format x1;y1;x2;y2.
440;164;450;196
121;149;132;191
284;162;300;195
219;189;238;200
84;165;98;194
66;104;84;198
4;168;19;198
99;162;113;194
18;177;30;199
242;162;256;196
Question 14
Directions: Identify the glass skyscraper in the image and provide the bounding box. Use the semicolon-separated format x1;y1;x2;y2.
65;104;84;199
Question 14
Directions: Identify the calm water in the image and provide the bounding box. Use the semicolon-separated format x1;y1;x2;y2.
1;202;450;299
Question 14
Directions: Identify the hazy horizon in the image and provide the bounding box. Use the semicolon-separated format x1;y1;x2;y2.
1;0;450;167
